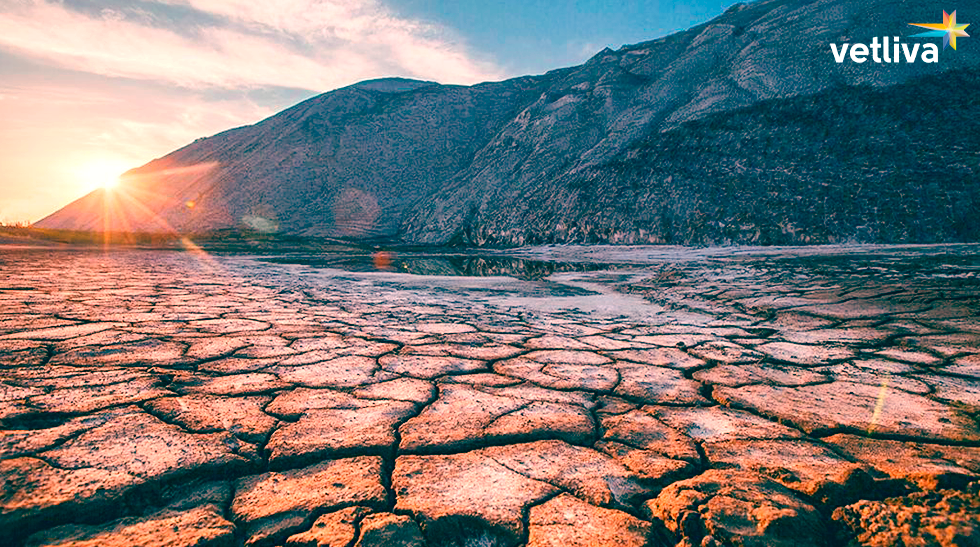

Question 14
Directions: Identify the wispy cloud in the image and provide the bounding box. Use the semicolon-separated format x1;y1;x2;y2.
0;0;503;90
0;0;506;224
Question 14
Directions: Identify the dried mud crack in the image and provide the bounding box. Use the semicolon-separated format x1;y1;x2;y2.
1;247;979;547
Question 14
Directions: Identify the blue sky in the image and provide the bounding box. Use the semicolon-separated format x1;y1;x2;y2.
0;0;740;223
385;0;739;74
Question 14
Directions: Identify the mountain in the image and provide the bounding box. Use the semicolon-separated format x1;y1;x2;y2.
439;69;979;246
36;76;542;239
36;0;980;246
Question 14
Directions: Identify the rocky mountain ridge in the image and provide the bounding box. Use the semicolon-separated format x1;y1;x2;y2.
36;0;980;246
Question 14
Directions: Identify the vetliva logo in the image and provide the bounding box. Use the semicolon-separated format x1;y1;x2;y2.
831;37;939;64
830;10;969;64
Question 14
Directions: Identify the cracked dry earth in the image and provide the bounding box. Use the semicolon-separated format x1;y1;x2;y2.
1;246;979;547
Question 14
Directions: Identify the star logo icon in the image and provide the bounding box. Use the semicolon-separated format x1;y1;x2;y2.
910;10;970;50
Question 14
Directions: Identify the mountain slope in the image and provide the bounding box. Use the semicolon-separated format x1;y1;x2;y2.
400;0;980;244
416;68;980;246
38;77;544;237
36;0;980;245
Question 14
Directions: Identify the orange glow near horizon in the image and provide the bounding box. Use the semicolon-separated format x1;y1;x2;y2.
93;178;227;275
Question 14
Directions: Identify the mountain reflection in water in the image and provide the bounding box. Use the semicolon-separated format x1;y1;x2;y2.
261;253;620;280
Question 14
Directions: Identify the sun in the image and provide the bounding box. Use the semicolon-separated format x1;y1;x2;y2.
74;158;132;191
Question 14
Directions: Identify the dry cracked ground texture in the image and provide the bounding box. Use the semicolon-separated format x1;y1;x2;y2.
1;248;979;547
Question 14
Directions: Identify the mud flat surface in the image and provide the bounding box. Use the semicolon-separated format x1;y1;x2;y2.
1;244;978;547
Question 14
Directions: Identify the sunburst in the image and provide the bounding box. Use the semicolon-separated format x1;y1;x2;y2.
910;10;970;51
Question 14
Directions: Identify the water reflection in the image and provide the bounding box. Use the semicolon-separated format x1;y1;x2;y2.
261;253;620;280
258;245;980;283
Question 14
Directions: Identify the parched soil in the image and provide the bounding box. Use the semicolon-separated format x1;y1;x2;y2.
1;247;978;547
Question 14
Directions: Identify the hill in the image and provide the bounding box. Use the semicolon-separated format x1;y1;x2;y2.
36;0;980;246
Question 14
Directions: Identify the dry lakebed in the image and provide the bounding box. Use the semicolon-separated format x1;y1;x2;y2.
1;244;978;547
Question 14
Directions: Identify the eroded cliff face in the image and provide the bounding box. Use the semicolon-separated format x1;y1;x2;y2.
37;0;980;246
410;69;980;247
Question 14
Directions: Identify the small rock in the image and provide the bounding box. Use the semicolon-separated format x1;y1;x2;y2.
354;513;424;547
285;506;371;547
833;484;980;547
647;469;827;547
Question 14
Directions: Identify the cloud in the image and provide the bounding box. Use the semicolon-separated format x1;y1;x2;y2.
0;0;503;91
0;0;507;224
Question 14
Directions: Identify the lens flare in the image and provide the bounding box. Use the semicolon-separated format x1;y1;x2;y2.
867;378;889;434
373;251;394;270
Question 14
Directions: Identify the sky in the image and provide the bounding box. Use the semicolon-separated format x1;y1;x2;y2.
0;0;739;224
